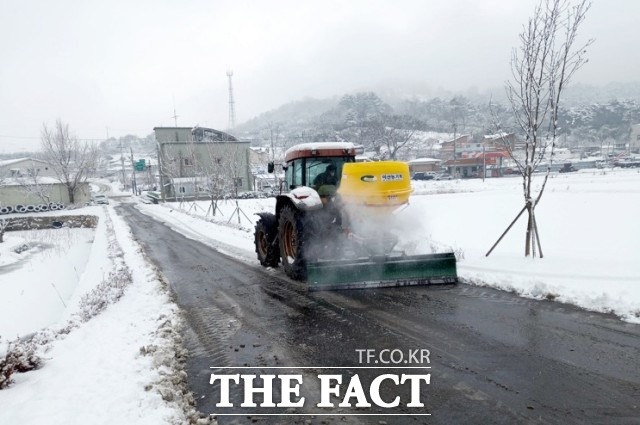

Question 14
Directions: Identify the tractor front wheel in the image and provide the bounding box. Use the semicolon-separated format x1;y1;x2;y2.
278;205;306;281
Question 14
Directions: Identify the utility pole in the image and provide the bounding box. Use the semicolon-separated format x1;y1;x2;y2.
120;139;126;190
452;124;457;178
482;142;486;182
130;147;137;195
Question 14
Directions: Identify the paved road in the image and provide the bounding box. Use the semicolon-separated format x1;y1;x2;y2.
118;203;640;425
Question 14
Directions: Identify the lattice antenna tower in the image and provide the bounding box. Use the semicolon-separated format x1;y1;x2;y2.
227;70;236;130
171;95;179;127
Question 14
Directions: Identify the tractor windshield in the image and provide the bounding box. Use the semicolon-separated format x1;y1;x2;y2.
283;156;355;192
306;157;353;190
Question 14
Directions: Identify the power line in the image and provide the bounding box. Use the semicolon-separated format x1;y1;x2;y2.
0;134;149;142
0;135;106;142
0;135;41;140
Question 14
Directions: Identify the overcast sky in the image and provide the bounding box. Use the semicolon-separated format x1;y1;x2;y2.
1;0;638;153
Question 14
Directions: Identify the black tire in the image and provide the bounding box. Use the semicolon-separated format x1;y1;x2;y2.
278;205;306;281
254;214;280;268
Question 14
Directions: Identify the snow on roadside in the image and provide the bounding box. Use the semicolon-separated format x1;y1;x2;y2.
0;206;210;424
134;169;640;324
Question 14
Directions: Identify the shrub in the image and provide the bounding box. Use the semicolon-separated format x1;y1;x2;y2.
0;339;41;389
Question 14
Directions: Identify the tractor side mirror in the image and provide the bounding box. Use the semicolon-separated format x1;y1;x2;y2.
267;162;274;173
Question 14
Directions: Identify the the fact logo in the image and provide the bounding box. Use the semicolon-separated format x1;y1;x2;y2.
209;373;430;408
209;348;432;414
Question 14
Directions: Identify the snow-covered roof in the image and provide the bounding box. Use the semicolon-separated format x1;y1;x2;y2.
170;177;207;184
408;158;441;164
284;142;355;158
484;132;511;140
0;157;44;167
2;176;63;186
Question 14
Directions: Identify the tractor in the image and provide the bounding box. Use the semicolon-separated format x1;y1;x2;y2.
254;142;457;290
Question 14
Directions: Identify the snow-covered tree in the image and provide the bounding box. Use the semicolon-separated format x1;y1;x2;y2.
16;168;52;206
0;218;7;243
369;114;424;160
337;92;392;149
41;120;99;204
488;0;592;257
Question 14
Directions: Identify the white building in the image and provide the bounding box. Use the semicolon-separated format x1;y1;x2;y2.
0;158;57;179
154;126;251;200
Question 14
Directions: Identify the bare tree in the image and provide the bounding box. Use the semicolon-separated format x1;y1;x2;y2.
338;92;391;150
221;144;251;224
266;122;282;164
198;141;227;217
0;173;7;243
487;0;592;257
41;120;99;204
0;218;7;243
369;114;423;160
16;169;52;206
156;142;182;200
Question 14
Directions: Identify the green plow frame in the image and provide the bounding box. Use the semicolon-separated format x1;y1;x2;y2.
305;252;458;291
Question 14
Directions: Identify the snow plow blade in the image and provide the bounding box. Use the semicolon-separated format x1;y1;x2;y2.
306;252;458;291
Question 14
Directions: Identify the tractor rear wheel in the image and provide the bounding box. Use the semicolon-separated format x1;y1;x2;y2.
254;214;280;267
278;205;306;280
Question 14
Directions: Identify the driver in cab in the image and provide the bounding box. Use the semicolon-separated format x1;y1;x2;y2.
313;164;339;205
313;164;338;189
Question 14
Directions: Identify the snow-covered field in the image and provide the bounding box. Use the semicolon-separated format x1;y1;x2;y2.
136;168;640;323
0;168;639;424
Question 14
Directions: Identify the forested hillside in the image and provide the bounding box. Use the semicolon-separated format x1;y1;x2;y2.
234;82;640;159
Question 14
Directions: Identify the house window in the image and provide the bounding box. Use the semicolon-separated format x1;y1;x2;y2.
233;177;243;188
183;158;193;166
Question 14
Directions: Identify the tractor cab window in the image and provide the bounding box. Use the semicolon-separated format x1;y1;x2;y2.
306;157;353;189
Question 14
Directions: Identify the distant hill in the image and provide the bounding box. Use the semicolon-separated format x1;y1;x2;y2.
235;82;640;135
230;81;640;155
238;97;339;133
563;82;640;105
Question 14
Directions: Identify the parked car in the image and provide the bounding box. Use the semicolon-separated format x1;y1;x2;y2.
411;172;434;181
558;163;577;173
91;194;109;204
434;173;453;180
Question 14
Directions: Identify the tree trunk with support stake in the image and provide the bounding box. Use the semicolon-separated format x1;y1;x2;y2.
487;0;592;257
525;202;536;257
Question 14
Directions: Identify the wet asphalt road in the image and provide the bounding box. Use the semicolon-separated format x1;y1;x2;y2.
118;203;640;425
